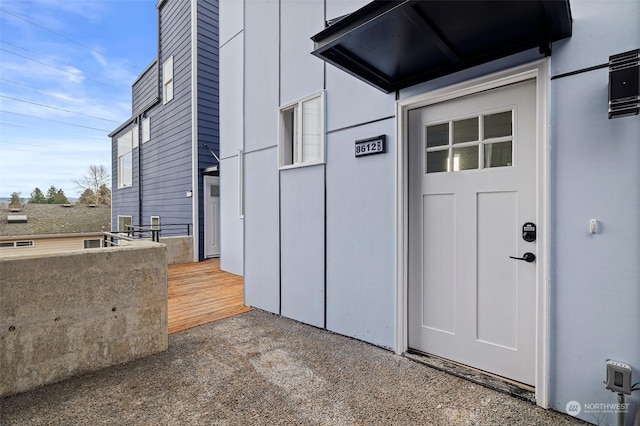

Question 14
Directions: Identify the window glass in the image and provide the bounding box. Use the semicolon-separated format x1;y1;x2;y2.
426;150;449;173
118;216;132;232
484;111;512;139
84;239;101;249
452;146;478;171
453;117;478;144
484;142;513;168
117;130;134;188
210;184;220;197
142;117;150;143
151;216;160;230
162;56;174;104
279;93;324;168
426;123;448;148
301;97;321;163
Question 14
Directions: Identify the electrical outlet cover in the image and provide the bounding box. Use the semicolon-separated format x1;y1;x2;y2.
605;360;632;394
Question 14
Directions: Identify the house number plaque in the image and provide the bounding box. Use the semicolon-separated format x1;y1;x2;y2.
355;135;386;157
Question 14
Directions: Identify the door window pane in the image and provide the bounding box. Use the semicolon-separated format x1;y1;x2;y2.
484;142;513;168
452;146;478;171
426;150;449;173
453;117;478;144
426;123;449;148
484;111;512;139
210;184;220;197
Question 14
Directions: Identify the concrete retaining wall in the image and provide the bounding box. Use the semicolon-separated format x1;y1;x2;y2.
160;235;194;264
0;241;168;397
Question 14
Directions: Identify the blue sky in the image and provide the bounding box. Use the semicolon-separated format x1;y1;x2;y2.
0;0;157;200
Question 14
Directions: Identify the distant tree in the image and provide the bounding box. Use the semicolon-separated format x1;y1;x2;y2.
73;164;110;205
9;192;22;208
29;187;46;203
45;186;69;204
97;184;111;205
78;188;96;205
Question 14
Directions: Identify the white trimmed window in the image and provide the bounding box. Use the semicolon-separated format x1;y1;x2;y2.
117;126;137;188
162;55;174;104
0;241;34;248
279;92;325;168
83;239;102;249
118;215;132;233
141;117;150;143
150;216;160;230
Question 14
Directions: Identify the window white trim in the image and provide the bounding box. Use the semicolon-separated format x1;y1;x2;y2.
150;215;160;230
0;240;34;248
395;59;550;408
117;215;133;233
162;55;174;104
141;117;150;143
117;129;135;189
278;91;325;169
83;239;103;249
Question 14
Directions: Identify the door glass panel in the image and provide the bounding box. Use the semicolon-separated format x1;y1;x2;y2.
210;184;220;197
484;111;512;139
484;142;513;168
426;123;449;148
426;149;449;173
452;146;478;171
453;117;478;144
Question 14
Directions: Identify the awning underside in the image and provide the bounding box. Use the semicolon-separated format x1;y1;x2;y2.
311;0;572;93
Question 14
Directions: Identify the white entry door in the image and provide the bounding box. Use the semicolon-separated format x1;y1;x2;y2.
204;176;221;258
408;79;537;385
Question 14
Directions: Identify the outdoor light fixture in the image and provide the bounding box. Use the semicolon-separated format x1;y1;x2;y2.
608;49;640;119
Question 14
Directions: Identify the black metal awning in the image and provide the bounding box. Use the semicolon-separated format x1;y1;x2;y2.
311;0;572;93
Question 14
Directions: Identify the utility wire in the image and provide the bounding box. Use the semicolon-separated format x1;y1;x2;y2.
0;48;122;90
0;95;119;123
0;110;112;132
0;7;131;68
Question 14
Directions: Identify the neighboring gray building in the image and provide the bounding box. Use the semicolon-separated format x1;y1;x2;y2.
220;0;639;424
110;0;220;262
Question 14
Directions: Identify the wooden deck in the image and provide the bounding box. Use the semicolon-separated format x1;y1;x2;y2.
168;258;251;334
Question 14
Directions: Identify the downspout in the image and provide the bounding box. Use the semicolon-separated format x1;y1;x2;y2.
137;117;142;228
190;0;199;261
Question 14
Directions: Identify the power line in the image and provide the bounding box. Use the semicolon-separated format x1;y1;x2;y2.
0;110;112;132
0;7;128;66
0;95;119;123
0;48;122;90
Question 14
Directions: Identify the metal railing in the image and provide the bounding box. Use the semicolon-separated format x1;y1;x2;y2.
103;223;192;246
102;232;136;247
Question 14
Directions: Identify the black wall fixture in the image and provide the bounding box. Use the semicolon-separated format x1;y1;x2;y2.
609;49;640;119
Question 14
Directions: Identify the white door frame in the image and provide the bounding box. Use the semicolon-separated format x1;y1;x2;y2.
394;59;550;407
204;175;221;258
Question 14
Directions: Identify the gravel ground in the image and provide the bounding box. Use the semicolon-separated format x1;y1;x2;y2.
1;310;588;425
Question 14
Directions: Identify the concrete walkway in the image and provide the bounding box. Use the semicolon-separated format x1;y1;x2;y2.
1;310;587;425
